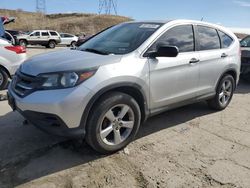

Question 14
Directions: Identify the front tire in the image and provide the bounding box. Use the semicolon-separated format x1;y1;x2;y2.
70;41;76;48
19;39;27;47
86;92;141;154
207;74;235;110
0;68;9;90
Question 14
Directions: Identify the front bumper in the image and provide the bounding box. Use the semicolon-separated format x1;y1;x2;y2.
8;84;94;137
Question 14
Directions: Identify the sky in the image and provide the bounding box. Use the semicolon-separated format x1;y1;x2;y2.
0;0;250;28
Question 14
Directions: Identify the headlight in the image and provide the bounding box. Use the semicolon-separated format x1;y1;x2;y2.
39;69;97;89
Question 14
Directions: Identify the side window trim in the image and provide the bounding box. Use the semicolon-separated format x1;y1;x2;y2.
216;29;222;49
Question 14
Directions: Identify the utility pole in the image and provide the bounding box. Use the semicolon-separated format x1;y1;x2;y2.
36;0;46;14
99;0;117;15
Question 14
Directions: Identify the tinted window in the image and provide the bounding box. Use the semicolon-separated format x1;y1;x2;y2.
150;25;194;53
197;26;220;51
41;32;49;36
64;34;73;38
240;36;250;47
50;31;58;36
218;31;233;48
30;31;40;36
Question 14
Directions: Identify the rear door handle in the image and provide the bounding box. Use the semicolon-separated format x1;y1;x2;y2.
189;58;200;64
221;53;228;58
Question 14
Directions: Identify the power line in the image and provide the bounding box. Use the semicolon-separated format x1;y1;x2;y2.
99;0;117;15
36;0;46;14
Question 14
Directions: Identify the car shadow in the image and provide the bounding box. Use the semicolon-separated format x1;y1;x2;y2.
0;100;216;187
235;79;250;94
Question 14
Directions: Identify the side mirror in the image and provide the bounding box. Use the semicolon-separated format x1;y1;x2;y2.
149;45;179;58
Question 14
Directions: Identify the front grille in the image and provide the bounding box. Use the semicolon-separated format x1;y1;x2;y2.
12;71;43;97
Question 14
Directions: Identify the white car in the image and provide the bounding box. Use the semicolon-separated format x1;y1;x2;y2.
0;38;27;89
59;33;78;47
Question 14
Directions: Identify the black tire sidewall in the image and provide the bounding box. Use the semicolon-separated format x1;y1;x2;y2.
215;75;235;109
19;40;27;47
86;92;141;154
71;41;76;47
49;41;56;48
0;68;9;90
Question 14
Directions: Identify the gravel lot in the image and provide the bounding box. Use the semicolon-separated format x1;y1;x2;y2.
0;47;250;188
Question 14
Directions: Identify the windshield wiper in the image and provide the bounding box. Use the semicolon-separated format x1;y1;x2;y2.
82;48;110;55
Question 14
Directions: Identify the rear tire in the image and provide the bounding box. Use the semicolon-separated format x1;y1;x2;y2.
85;92;141;154
207;74;235;110
0;68;9;90
48;40;56;48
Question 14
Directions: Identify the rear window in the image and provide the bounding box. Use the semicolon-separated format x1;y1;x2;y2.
197;26;220;51
218;31;233;48
49;31;58;36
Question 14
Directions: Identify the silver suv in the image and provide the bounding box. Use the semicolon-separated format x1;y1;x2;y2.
17;30;61;48
8;20;241;153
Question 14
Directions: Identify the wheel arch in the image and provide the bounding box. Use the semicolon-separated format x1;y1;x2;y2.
0;64;11;78
80;82;150;130
217;69;238;90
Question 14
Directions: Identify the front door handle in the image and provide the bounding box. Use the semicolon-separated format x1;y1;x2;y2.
189;58;200;64
221;53;228;58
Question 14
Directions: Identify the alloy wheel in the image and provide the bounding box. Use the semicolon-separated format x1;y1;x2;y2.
99;104;135;146
219;79;233;106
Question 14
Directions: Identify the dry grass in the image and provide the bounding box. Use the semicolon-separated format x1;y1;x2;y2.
0;9;132;35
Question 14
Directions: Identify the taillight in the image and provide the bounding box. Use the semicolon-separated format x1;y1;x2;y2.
5;46;26;54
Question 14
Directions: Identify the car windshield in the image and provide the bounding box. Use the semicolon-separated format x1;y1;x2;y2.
78;22;163;55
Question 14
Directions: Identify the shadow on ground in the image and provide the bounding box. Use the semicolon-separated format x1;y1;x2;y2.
0;81;248;187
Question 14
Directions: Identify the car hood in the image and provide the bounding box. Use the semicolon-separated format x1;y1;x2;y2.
20;49;122;76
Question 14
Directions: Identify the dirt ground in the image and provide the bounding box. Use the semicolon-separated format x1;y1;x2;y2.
0;47;250;188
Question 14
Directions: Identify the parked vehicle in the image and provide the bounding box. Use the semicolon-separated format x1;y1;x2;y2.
16;30;61;48
59;33;78;47
240;35;250;81
8;20;240;153
5;30;25;45
0;17;27;90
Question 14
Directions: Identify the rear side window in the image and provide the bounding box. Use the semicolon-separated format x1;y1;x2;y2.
50;31;58;36
218;31;233;48
151;25;194;53
197;26;220;51
41;32;49;36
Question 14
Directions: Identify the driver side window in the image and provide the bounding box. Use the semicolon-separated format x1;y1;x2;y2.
30;32;40;37
148;25;195;53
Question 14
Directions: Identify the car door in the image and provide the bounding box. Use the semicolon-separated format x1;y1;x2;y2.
147;24;200;110
195;25;230;96
29;31;41;45
40;31;50;45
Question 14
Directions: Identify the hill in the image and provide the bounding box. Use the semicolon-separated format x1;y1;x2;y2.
0;9;132;35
